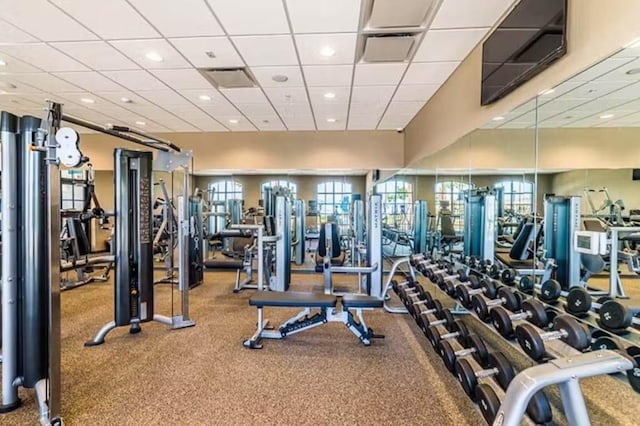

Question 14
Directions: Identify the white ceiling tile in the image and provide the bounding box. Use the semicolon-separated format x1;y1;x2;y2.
348;114;382;130
286;0;361;34
188;119;229;132
219;87;268;104
560;81;632;99
123;105;174;120
162;119;201;132
350;86;395;104
349;101;387;116
594;58;640;83
537;81;583;102
0;0;98;41
177;88;229;108
414;29;486;62
101;70;167;91
11;73;82;92
51;41;140;71
403;61;459;85
150;69;212;90
572;57;635;82
312;100;349;118
136;90;191;106
431;0;516;29
284;120;315;131
162;105;213;121
232;35;298;66
51;0;159;39
170;37;244;68
53;72;125;92
129;0;224;37
0;55;42;73
264;87;309;105
378;115;410;130
308;86;351;106
251;115;286;131
199;99;241;116
92;91;152;106
394;84;439;102
251;66;304;88
353;63;407;86
0;19;38;43
296;33;357;65
235;102;277;116
385;101;424;117
277;102;313;119
207;0;289;35
0;44;88;72
216;116;256;131
317;117;347;131
109;39;191;69
303;65;353;87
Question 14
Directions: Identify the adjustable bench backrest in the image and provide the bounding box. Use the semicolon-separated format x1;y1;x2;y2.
509;222;541;261
69;217;91;257
440;214;456;238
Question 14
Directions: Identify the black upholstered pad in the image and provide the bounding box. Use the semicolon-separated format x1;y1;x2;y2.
249;291;337;308
204;259;244;269
341;294;383;309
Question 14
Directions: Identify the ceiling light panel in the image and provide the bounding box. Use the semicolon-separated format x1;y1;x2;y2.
303;65;353;87
128;0;224;37
296;33;358;65
317;117;346;131
308;86;351;105
430;0;516;29
101;70;167;91
1;0;98;41
51;0;159;39
0;19;38;43
286;0;361;33
170;37;245;68
232;35;298;66
51;41;141;71
0;43;88;72
53;71;125;92
403;61;459;85
394;84;439;102
178;88;222;104
207;0;289;35
109;39;190;69
251;66;305;88
151;69;212;90
414;29;487;62
354;63;407;86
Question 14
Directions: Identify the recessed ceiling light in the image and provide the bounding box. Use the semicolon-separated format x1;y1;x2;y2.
0;59;6;66
492;116;505;121
272;74;289;83
600;113;614;119
81;98;95;104
120;97;132;103
136;121;146;126
320;46;335;57
326;118;337;123
229;119;239;124
324;92;336;99
199;94;211;101
626;67;640;75
145;51;163;62
539;88;555;95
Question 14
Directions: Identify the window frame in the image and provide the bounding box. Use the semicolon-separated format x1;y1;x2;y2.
434;180;470;233
494;180;534;215
208;179;243;204
261;179;297;200
316;181;353;231
376;179;414;232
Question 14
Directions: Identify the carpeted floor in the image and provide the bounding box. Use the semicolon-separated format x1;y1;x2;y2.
1;270;483;426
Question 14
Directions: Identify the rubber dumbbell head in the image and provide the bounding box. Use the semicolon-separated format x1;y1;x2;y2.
456;278;499;308
420;305;453;332
538;279;562;303
471;287;521;322
565;286;592;316
490;300;548;339
414;298;442;324
438;334;489;372
599;300;633;330
515;315;590;361
454;352;515;399
476;384;553;426
435;268;468;289
442;274;480;298
500;268;518;285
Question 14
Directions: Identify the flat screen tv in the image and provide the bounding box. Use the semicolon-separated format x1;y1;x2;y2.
481;0;568;105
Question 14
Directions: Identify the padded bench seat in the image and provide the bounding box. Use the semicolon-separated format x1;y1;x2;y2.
341;294;383;309
249;291;337;308
204;259;244;270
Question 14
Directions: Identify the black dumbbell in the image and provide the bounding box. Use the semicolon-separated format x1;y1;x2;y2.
426;264;455;282
476;382;553;425
590;329;620;351
454;352;515;399
438;334;489;372
420;307;455;331
515;315;590;360
456;278;499;308
435;268;468;288
599;300;639;331
626;347;640;393
417;261;446;278
500;269;534;293
409;253;430;267
441;274;480;298
490;299;549;339
404;287;433;316
538;279;562;303
565;286;592;316
413;297;444;323
471;287;521;322
427;320;470;347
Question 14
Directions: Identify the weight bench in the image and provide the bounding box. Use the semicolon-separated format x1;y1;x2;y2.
243;291;384;349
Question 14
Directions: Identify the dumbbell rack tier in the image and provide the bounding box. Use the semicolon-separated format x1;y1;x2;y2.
420;254;640;394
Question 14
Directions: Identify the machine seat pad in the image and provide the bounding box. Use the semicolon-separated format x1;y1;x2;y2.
249;291;337;308
204;259;244;269
341;294;383;309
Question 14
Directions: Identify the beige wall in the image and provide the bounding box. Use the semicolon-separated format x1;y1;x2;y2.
405;0;640;166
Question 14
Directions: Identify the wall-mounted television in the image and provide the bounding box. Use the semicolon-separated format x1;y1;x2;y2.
481;0;568;105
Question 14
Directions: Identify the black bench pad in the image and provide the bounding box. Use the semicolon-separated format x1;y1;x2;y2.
204;259;243;269
341;294;383;309
249;291;337;308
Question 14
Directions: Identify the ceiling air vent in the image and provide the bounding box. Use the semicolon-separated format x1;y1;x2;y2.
199;68;256;89
362;34;416;62
367;0;437;29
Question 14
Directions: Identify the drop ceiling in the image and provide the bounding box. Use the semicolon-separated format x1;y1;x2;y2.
483;42;640;130
0;0;517;133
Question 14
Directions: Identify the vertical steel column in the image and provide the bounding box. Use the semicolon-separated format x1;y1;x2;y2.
180;168;191;319
294;199;305;265
1;112;20;411
482;194;496;263
367;194;382;297
274;196;291;291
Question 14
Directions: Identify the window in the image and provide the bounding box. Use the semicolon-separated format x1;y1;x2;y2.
376;180;413;232
317;181;353;230
261;179;297;199
208;180;243;203
435;181;470;233
61;169;87;210
494;180;534;215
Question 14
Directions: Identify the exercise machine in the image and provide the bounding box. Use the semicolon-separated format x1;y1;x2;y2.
413;200;428;255
463;189;496;263
544;195;581;289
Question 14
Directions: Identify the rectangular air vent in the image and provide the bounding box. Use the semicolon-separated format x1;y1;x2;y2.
368;0;437;29
362;34;416;62
199;68;256;89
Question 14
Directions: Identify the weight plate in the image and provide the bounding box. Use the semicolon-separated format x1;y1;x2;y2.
501;269;515;284
455;321;470;343
469;335;489;367
600;300;633;330
442;309;455;329
483;279;498;299
468;275;481;289
490;307;514;338
471;295;491;322
518;275;534;293
439;340;457;372
498;287;519;312
526;391;553;425
476;384;501;425
554;315;590;351
522;299;548;328
515;323;546;361
566;287;592;315
454;358;477;398
539;279;562;302
591;336;620;351
488;352;515;390
627;346;640;357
